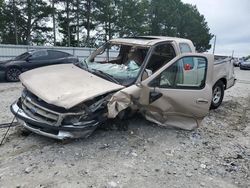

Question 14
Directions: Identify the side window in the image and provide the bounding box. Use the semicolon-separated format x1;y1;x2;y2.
145;43;176;73
154;56;207;89
48;50;70;59
179;43;192;53
31;50;48;60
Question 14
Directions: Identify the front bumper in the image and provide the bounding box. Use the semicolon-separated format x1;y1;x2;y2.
10;100;100;140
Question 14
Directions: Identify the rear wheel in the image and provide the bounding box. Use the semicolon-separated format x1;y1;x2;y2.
210;80;224;109
6;67;21;82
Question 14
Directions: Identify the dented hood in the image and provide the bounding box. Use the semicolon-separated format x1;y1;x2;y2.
20;64;124;109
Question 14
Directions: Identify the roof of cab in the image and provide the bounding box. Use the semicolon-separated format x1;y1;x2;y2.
109;36;192;47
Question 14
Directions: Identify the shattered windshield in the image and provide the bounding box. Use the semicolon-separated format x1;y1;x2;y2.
82;43;149;86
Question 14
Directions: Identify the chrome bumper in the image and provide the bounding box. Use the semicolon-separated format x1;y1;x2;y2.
11;100;99;140
22;121;76;140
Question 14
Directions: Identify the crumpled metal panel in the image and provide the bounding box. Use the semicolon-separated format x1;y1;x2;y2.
107;91;132;118
107;84;199;130
107;85;140;118
20;64;124;109
142;110;198;130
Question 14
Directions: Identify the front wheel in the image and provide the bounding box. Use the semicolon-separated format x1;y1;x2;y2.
210;80;224;109
6;67;21;82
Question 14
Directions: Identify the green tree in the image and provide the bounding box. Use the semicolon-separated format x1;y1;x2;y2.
95;0;118;41
116;0;149;37
51;0;57;45
94;0;149;41
148;0;212;52
57;0;82;46
17;0;53;45
82;0;97;46
0;0;53;45
0;0;6;42
0;0;213;51
0;1;24;44
176;3;213;52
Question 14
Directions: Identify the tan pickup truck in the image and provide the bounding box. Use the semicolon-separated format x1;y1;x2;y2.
11;36;235;139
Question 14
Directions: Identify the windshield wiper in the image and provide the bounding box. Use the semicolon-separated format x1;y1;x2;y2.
75;59;89;71
91;69;120;85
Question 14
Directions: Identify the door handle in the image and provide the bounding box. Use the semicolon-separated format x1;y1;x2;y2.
196;98;209;104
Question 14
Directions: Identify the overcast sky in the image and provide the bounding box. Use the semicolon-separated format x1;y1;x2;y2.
182;0;250;57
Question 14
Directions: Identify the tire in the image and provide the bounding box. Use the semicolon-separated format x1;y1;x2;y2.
210;80;224;109
6;67;21;82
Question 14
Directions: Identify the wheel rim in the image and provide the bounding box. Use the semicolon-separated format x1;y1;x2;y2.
7;68;21;81
212;86;222;104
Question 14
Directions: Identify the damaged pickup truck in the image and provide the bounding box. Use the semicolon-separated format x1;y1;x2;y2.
11;36;235;139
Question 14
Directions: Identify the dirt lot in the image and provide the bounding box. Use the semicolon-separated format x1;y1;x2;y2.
0;68;249;188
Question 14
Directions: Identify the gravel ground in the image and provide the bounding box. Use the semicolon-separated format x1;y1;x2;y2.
0;68;249;188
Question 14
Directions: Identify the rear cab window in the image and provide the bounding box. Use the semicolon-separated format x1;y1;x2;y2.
145;43;176;73
179;43;192;53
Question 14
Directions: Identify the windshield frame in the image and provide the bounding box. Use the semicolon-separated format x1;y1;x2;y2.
85;43;109;63
134;41;176;84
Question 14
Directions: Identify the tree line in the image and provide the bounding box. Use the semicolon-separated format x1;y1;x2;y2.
0;0;213;52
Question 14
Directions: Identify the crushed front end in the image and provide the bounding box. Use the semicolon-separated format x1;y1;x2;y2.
10;89;110;140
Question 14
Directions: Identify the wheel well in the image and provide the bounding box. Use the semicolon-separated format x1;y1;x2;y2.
219;78;227;89
6;66;21;71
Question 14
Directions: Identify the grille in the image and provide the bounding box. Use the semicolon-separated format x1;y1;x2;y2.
21;92;62;126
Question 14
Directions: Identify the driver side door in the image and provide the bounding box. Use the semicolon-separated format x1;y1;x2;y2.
138;53;213;130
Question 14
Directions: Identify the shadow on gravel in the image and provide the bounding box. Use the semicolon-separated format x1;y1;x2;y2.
5;114;183;147
0;79;19;83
